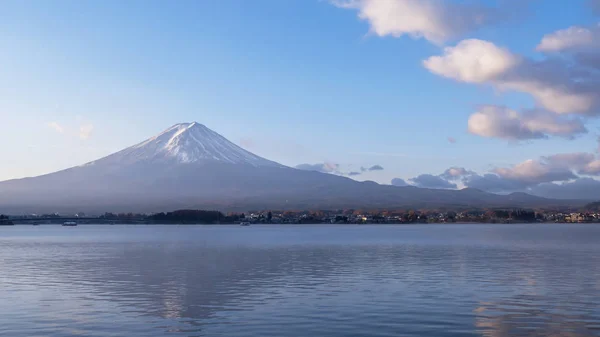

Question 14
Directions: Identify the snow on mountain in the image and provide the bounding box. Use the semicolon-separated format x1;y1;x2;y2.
84;122;284;168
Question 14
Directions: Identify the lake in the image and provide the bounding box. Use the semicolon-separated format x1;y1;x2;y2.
1;224;599;336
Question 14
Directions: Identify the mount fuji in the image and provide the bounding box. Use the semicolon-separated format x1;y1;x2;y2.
0;122;578;213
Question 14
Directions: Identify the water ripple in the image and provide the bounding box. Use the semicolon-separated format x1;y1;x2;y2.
1;224;599;336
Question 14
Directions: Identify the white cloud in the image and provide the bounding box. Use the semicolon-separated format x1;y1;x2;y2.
502;77;598;115
481;152;600;189
467;106;586;140
582;160;600;175
332;0;513;44
400;145;600;197
543;152;596;171
425;146;600;196
79;124;94;140
536;22;600;71
335;2;599;141
481;151;600;189
426;38;600;116
295;162;340;174
424;39;519;83
463;174;600;200
47;122;64;134
295;162;385;177
368;164;384;171
494;159;577;185
441;167;473;180
537;23;600;52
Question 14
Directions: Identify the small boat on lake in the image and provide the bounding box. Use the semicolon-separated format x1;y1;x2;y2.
62;221;77;226
240;222;251;226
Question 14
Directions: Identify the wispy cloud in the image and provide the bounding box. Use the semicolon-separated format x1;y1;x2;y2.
79;124;94;140
331;0;522;45
369;164;384;171
295;162;341;174
47;119;95;140
48;122;64;134
467;105;586;140
423;35;600;141
295;162;384;177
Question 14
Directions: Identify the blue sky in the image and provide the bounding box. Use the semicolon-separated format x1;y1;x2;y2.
1;0;599;193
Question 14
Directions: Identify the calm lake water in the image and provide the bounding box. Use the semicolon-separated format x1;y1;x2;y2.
1;224;600;337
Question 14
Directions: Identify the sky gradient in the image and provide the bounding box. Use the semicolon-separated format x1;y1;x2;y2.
1;0;600;197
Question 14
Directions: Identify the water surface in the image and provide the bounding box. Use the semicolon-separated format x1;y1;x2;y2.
1;224;599;336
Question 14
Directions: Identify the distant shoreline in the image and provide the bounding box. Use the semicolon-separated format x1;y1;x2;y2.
4;222;594;226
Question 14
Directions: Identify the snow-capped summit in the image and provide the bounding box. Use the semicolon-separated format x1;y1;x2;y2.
87;122;284;168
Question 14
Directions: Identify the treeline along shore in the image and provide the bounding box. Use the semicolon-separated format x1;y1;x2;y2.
5;203;600;225
0;214;14;225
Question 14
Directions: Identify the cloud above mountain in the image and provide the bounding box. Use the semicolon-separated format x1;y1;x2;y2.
420;25;600;140
424;38;600;116
331;0;525;45
295;162;384;176
389;148;600;199
295;162;341;174
410;174;457;189
440;167;474;180
465;152;600;191
537;23;600;76
424;39;519;82
79;124;94;140
332;1;599;142
537;23;600;53
467;106;586;140
47;120;95;140
330;1;600;199
493;159;578;186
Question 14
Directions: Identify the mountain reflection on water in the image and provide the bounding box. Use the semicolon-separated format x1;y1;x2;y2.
1;224;599;337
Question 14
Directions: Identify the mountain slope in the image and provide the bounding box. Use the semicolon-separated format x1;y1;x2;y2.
0;122;583;214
